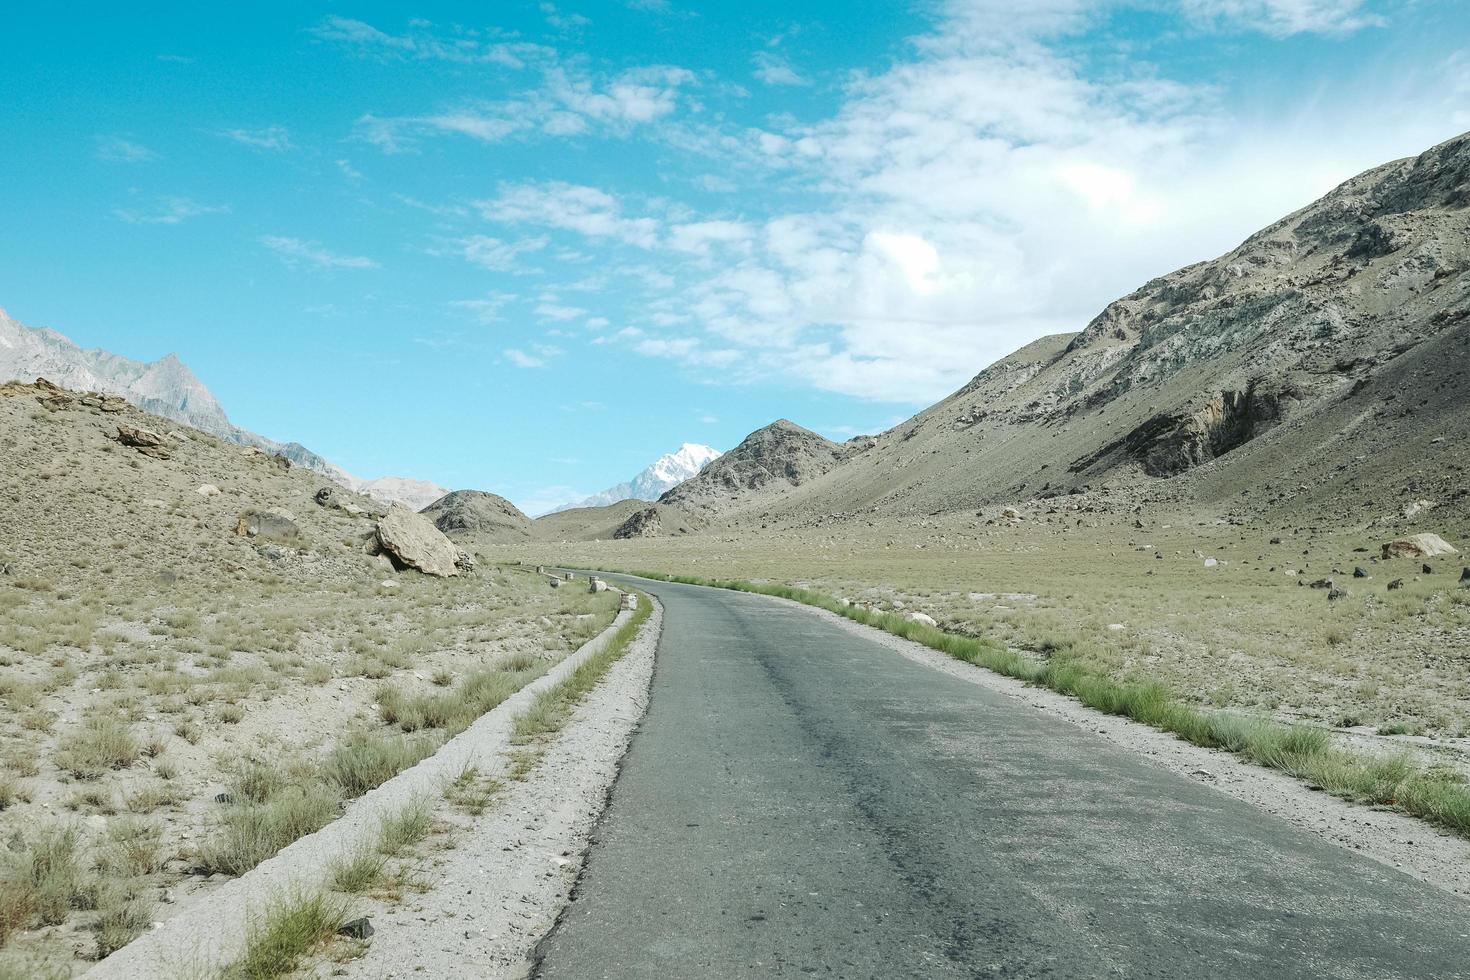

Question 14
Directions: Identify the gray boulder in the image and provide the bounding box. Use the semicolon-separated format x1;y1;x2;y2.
376;505;460;577
314;486;386;518
235;508;301;543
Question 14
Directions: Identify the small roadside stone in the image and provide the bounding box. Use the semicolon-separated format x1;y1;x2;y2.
1460;568;1470;586
1353;567;1369;579
1387;579;1405;591
1423;564;1434;575
338;917;374;940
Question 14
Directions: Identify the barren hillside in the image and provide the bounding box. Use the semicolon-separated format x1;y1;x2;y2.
705;131;1470;530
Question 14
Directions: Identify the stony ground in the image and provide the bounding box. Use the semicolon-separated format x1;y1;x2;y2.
512;501;1470;749
0;385;617;976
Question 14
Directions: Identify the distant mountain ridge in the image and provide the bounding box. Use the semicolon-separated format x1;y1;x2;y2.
666;130;1470;529
0;308;447;508
549;443;722;514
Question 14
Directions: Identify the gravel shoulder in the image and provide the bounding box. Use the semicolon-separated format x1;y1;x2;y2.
321;596;660;980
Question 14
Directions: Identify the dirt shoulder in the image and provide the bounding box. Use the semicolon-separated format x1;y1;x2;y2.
312;596;661;979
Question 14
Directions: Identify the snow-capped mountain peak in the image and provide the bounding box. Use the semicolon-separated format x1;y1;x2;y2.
548;443;722;514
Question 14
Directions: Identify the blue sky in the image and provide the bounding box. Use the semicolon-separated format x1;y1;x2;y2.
2;1;1466;513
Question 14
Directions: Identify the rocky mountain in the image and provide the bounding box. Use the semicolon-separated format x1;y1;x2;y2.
0;308;462;510
718;130;1470;528
0;308;346;476
549;443;722;514
659;420;861;516
349;476;451;512
420;490;534;541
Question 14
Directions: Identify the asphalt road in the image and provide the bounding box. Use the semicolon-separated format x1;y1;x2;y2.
532;576;1470;979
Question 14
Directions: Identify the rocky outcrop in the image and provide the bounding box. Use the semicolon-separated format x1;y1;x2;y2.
115;425;170;459
376;506;461;577
613;507;662;539
660;420;849;513
315;485;387;519
1382;534;1459;559
419;490;533;539
0;308;352;484
1071;382;1288;477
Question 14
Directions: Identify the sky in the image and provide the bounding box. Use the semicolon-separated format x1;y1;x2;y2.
2;1;1467;514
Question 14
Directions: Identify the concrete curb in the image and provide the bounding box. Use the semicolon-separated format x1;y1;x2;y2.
88;604;638;980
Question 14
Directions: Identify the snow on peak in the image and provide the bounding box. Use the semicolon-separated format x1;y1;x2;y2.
549;443;723;514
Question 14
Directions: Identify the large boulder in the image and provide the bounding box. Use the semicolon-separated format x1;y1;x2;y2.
235;508;301;543
115;425;170;459
315;486;386;519
1382;533;1459;559
376;505;461;577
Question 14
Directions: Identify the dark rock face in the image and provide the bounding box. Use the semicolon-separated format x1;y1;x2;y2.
419;490;532;538
1071;382;1286;478
613;507;662;539
338;917;374;940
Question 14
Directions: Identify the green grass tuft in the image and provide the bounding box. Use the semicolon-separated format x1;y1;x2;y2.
223;890;351;979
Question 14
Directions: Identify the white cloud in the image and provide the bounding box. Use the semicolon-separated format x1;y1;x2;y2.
458;235;548;271
667;220;755;254
478;182;660;247
113;196;228;224
584;0;1459;404
504;348;546;368
541;2;592;31
450;292;517;323
260;236;379;269
753;51;808;86
337;159;365;181
535;302;589;321
352;61;695;151
220;125;293;150
310;16;552;68
1180;0;1383;36
505;344;565;368
95;136;157;163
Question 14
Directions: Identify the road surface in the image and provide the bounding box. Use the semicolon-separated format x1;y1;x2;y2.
532;576;1470;979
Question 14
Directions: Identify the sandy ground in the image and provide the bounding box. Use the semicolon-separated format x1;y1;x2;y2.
320;598;661;980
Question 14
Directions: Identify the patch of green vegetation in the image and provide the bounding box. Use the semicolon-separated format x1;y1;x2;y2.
322;732;439;799
55;716;141;780
328;848;387;895
222;890;351;980
376;800;432;856
197;782;342;876
376;654;547;735
512;595;651;745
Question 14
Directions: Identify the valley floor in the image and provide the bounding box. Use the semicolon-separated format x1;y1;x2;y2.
514;507;1470;752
